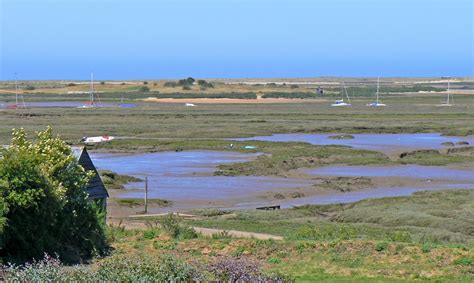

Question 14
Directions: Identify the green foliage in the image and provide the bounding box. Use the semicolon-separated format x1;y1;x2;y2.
116;198;171;207
197;79;214;88
292;224;357;241
262;92;317;99
138;85;150;92
375;241;389;252
0;127;108;263
178;77;195;86
160;213;198;240
25;85;36;90
99;170;142;190
142;228;159;239
453;256;473;266
267;257;281;264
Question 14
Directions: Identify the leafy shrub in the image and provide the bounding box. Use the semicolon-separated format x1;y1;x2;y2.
25;85;36;90
292;224;357;241
453;256;473;266
138;86;150;92
66;83;76;87
267;257;282;264
197;79;214;88
142;228;159;239
153;240;177;250
0;127;108;263
164;81;179;87
178;77;195;86
159;213;197;239
375;241;389;252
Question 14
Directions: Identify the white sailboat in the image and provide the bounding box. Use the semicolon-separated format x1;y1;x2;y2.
7;74;26;109
78;72;98;108
437;80;454;106
367;77;386;107
331;82;351;107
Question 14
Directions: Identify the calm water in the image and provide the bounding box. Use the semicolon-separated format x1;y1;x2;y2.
303;165;474;181
90;150;474;210
91;151;312;200
232;133;474;152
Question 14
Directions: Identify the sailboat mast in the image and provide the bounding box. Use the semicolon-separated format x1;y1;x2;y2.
447;80;450;105
90;72;94;105
376;77;380;103
15;77;18;106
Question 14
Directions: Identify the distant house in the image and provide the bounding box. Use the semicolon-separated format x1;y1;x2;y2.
72;146;109;210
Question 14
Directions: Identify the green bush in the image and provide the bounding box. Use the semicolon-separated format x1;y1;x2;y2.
160;213;197;240
375;241;389;252
0;127;108;263
138;86;150;92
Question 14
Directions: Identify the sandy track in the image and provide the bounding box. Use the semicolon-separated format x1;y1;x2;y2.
193;227;283;240
108;218;283;240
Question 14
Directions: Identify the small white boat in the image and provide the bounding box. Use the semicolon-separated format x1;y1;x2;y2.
331;100;351;107
185;103;196;107
80;135;115;145
78;73;99;108
367;77;386;107
331;83;351;107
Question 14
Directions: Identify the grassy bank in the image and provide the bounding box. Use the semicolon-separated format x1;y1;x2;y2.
186;189;474;244
22;189;469;282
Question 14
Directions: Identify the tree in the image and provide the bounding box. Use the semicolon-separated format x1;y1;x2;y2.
139;86;150;92
0;127;108;263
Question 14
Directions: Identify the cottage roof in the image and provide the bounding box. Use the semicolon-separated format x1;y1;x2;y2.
72;146;109;199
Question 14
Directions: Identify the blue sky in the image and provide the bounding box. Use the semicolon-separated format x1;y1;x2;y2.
1;0;473;80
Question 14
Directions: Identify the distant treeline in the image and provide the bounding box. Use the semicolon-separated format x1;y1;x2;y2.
163;77;215;90
262;92;318;99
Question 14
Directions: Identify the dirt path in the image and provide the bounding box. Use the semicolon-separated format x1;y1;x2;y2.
108;218;283;240
192;227;283;240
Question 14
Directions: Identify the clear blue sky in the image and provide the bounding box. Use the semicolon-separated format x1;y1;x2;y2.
1;0;473;80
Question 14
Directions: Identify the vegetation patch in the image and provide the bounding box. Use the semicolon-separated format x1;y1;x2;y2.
215;141;390;176
399;148;474;165
99;170;142;190
116;198;172;207
316;176;373;192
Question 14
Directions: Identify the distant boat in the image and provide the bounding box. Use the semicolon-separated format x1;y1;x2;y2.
78;73;99;108
367;77;386;107
185;103;196;107
80;135;115;145
8;74;27;109
331;82;351;107
437;79;454;107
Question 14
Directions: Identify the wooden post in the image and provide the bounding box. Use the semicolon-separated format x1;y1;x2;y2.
144;177;148;214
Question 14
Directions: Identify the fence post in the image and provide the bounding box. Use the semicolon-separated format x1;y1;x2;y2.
144;177;148;214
